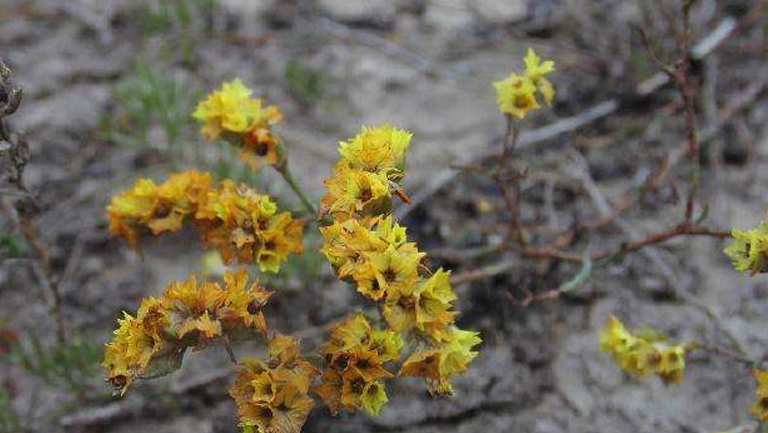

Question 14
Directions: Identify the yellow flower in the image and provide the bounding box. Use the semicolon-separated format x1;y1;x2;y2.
218;269;272;335
654;344;686;384
107;171;212;247
367;328;404;363
315;314;402;416
492;74;540;119
237;385;314;433
523;48;555;105
266;334;320;394
193;79;284;172
398;327;481;396
239;130;283;171
337;124;412;181
598;315;636;356
359;379;388;416
724;225;768;274
492;48;556;118
193;78;282;141
339;368;388;416
320;216;411;281
382;268;457;341
354;244;424;301
229;336;318;433
162;276;226;341
313;368;344;415
598;315;689;384
321;166;392;222
752;369;768;422
197;181;304;273
322;314;401;366
102;297;169;395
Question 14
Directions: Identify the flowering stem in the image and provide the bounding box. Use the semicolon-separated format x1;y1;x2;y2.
276;163;317;217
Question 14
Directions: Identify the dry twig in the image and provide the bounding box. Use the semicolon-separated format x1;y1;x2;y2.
0;55;67;344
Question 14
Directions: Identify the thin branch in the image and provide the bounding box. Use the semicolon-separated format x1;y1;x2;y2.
0;55;67;344
397;4;763;220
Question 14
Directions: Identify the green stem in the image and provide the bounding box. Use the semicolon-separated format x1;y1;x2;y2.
277;164;317;216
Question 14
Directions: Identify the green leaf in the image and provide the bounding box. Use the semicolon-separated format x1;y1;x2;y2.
138;347;186;379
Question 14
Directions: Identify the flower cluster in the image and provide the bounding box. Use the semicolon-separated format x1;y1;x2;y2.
319;124;481;397
752;369;768;422
105;77;484;433
398;327;481;395
314;314;402;416
107;172;304;273
724;219;768;275
107;171;212;248
321;124;411;221
229;335;318;433
196;180;304;273
492;48;555;119
599;315;689;384
193;78;284;170
103;269;271;395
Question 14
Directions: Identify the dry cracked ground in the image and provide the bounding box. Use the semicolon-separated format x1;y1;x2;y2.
2;0;768;432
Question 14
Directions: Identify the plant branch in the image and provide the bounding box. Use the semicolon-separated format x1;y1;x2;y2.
275;162;317;217
0;55;67;344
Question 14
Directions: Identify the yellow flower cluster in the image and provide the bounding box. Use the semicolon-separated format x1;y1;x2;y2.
319;125;481;398
398;327;481;395
193;79;284;171
197;180;304;273
314;314;402;416
751;369;768;422
107;172;304;273
107;171;212;248
321;124;412;221
598;315;689;384
103;269;271;395
229;335;319;433
493;48;555;119
724;219;768;275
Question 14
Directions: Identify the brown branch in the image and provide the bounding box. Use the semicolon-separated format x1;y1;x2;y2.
493;116;527;247
0;55;67;344
522;223;729;263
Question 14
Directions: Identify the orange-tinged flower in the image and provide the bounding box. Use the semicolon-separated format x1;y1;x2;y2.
752;369;768;422
107;171;212;247
238;385;314;433
354;244;424;301
382;268;457;341
197;181;304;272
219;269;272;335
267;334;320;393
162;277;226;341
315;314;401;416
193;79;284;172
321;166;392;222
102;297;169;395
230;335;318;433
320;216;411;281
238;129;284;171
